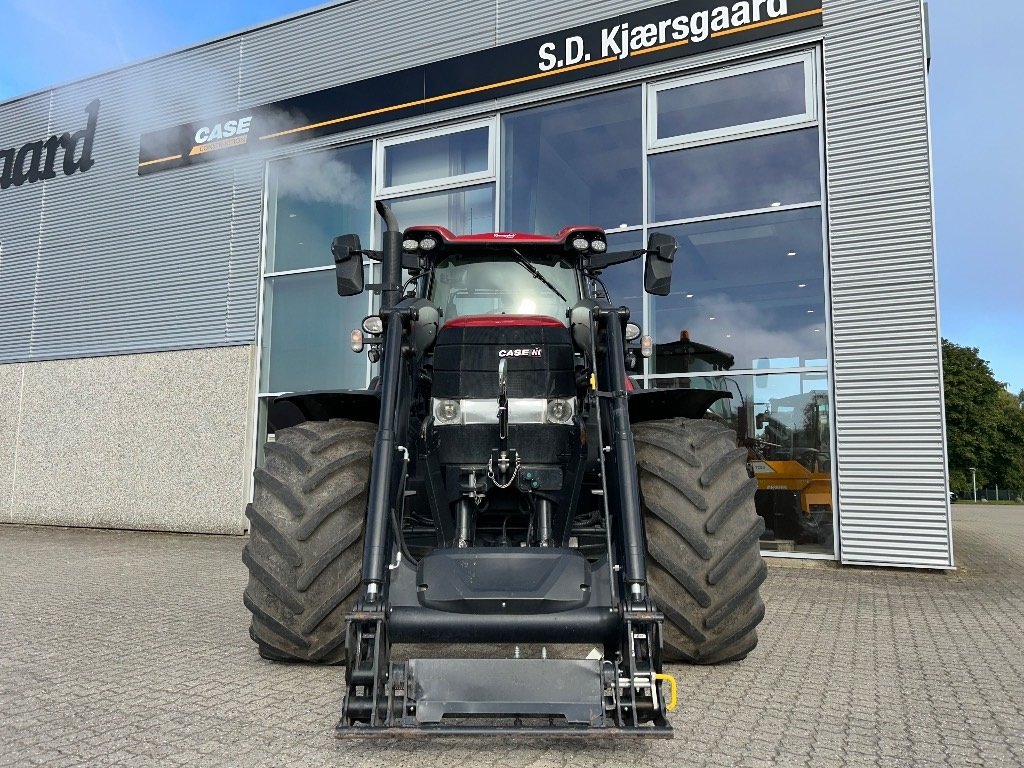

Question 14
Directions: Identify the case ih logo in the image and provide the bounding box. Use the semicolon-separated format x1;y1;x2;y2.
0;99;100;192
189;116;253;156
498;348;543;358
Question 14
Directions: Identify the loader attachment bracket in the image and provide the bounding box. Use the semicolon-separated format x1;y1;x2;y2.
336;606;672;738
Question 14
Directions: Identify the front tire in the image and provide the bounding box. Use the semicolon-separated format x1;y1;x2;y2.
634;418;767;664
242;419;374;663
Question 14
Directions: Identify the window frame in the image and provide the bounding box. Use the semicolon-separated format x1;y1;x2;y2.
646;50;818;153
375;117;497;200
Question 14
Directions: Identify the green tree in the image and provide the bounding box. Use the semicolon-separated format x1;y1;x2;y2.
942;339;1024;496
993;388;1024;492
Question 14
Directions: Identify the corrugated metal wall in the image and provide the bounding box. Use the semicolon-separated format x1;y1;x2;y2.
0;93;50;360
0;40;253;361
823;0;951;567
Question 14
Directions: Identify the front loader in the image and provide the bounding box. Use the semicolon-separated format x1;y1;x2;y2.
242;202;766;737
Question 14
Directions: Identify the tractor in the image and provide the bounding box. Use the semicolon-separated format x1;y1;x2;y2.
242;202;766;737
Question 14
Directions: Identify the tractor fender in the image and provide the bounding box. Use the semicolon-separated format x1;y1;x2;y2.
627;387;730;423
267;389;380;431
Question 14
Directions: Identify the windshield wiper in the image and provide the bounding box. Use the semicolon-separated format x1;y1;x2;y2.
509;249;568;303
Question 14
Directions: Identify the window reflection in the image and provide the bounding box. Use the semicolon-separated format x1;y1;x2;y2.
384;127;490;189
267;144;372;273
388;185;494;235
260;271;368;393
652;372;833;555
594;230;644;321
502;88;643;233
649;128;820;222
650;208;825;371
656;62;806;140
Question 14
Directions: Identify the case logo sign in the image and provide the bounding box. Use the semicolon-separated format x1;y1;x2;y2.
1;99;100;192
499;348;543;358
190;116;253;156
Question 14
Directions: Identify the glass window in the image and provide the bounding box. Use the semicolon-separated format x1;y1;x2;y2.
649;129;820;222
381;124;492;193
259;271;368;394
593;230;644;320
430;253;578;323
266;144;371;273
388;185;494;235
651;371;833;556
653;60;809;143
649;208;826;372
501;88;643;233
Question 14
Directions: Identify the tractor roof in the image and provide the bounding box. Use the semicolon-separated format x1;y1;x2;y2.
402;225;606;252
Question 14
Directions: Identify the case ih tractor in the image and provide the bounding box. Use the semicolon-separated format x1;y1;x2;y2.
242;202;766;737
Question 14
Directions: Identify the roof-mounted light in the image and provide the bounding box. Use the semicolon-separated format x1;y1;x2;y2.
419;235;438;251
590;239;607;253
572;236;590;252
402;238;419;251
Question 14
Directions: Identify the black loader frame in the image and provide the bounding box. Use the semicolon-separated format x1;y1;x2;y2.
243;201;766;738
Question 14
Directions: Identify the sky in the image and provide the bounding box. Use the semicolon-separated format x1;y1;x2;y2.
0;0;1021;392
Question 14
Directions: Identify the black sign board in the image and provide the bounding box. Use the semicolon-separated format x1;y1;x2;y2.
138;0;822;175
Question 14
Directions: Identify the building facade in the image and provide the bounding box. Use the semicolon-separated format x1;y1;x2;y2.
0;0;951;567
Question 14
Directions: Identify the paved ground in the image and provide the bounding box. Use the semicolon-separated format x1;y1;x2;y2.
1;507;1022;768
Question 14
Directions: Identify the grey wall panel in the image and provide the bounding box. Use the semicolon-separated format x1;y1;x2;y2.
9;347;253;534
0;39;265;362
497;0;661;43
238;0;495;106
824;0;950;567
0;93;51;360
226;160;267;341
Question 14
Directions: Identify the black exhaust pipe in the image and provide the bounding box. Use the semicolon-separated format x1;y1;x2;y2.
376;200;403;311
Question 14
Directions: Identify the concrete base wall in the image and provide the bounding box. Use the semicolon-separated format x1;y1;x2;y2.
1;346;255;534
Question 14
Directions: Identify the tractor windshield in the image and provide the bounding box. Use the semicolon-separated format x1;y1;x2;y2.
429;253;579;324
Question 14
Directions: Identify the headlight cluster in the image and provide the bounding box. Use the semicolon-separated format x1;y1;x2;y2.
432;397;575;426
570;234;607;254
402;235;438;252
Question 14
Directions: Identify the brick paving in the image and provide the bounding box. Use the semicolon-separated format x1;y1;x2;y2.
1;506;1022;767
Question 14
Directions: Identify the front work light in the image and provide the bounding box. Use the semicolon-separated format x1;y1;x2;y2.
590;239;607;253
571;237;590;252
546;398;575;425
362;315;383;335
402;238;420;251
433;399;461;425
419;236;438;251
625;322;642;341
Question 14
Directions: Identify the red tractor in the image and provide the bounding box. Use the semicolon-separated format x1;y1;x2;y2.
242;202;766;737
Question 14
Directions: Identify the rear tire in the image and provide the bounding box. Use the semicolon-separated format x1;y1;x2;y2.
242;419;374;663
634;418;766;664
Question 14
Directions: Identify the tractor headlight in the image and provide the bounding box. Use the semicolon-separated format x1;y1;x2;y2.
625;322;642;341
362;315;383;335
545;398;575;425
433;398;462;425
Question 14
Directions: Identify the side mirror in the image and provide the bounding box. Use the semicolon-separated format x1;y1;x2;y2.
644;232;676;296
332;234;364;296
